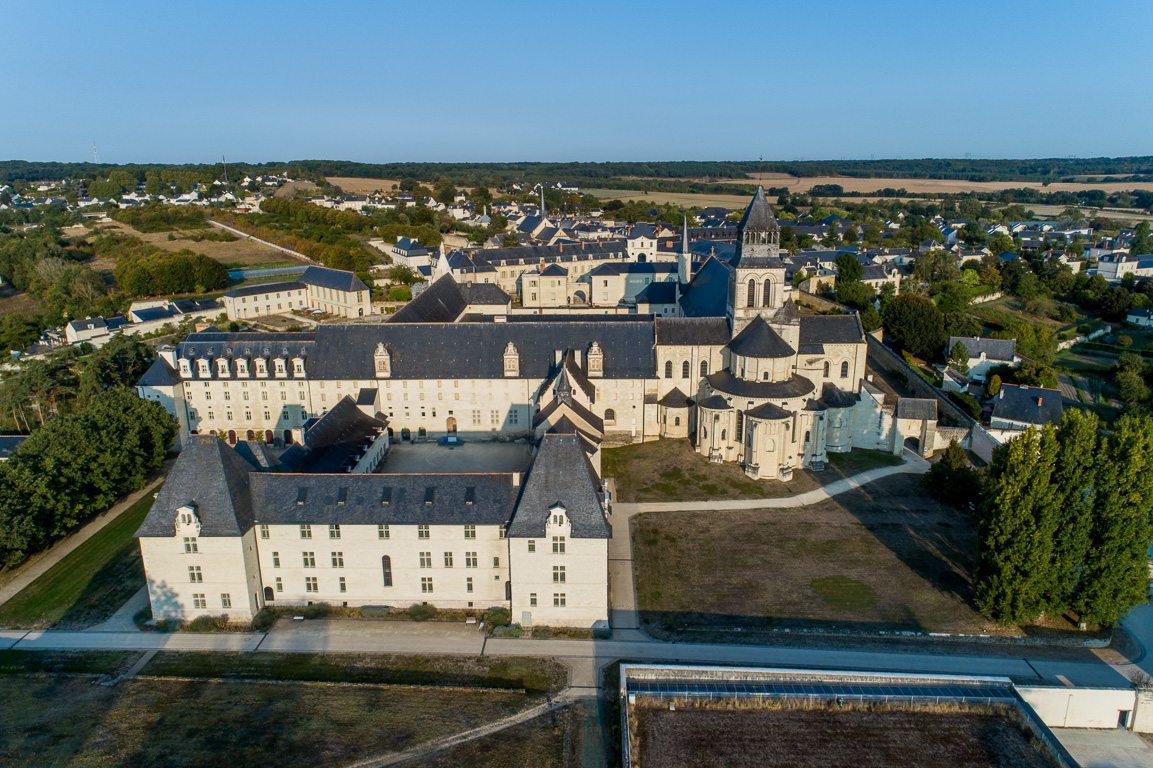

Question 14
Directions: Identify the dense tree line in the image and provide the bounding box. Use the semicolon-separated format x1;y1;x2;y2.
109;241;228;296
0;387;177;565
0;225;117;328
110;203;207;233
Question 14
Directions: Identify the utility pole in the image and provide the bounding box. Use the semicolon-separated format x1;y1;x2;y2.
92;142;99;164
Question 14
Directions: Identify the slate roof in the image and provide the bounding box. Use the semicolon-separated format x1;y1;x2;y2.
137;357;181;387
798;314;865;345
233;440;282;471
818;383;860;409
696;394;731;410
475;240;628;267
634;281;677;304
223;281;304;299
300;266;369;293
706;370;816;400
948;336;1017;362
0;435;27;460
132;306;180;322
507;432;608;539
896;398;937;421
173;298;222;314
737;187;780;232
678;255;730;318
992;384;1063;427
539;263;568;277
745;401;792;420
657;387;690;408
278;396;385;474
728;316;796;359
654;317;731;346
250;473;516;526
137;435;255;538
389;274;467;323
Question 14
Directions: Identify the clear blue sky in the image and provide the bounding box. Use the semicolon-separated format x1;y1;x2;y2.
5;0;1151;164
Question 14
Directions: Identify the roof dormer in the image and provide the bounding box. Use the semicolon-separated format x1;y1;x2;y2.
374;342;391;379
175;504;201;535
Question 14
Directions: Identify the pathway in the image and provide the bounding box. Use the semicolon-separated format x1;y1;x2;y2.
0;477;165;609
207;220;316;265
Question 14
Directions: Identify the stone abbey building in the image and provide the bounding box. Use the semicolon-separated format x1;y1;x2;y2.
135;189;936;626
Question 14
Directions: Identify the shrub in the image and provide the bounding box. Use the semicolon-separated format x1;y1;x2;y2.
948;391;983;420
1077;323;1092;334
388;286;412;302
408;603;438;621
483;607;511;627
186;615;228;632
1117;335;1133;348
251;608;277;631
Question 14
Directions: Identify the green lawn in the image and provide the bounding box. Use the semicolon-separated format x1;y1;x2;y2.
0;484;159;629
825;449;903;474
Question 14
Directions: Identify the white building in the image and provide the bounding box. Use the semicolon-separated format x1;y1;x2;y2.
220;266;371;320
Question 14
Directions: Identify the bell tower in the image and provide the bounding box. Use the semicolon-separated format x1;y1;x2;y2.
727;187;789;334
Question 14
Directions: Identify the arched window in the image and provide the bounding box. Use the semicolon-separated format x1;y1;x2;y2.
702;426;708;439
674;417;681;426
721;429;727;441
735;411;743;435
700;360;708;377
804;430;811;444
823;360;830;377
762;279;772;307
841;361;850;378
382;556;393;587
263;586;274;602
664;360;673;378
746;279;756;307
605;408;616;424
681;360;690;378
418;427;427;438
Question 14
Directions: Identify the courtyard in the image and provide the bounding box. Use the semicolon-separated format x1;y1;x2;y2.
376;441;534;474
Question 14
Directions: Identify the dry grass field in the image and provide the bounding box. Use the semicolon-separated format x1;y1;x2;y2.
633;703;1052;768
632;473;995;636
98;220;291;268
719;171;1153;195
329;176;404;194
406;709;575;768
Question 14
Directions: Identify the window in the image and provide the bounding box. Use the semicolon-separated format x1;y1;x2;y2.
553;565;566;583
418;525;430;539
552;513;564;526
493;556;500;568
700;360;708;377
747;278;756;307
339;577;347;593
823;360;830;377
553;593;566;607
272;551;280;567
736;410;743;436
193;594;206;609
382;556;393;587
419;552;432;568
421;577;434;593
682;360;690;378
378;524;389;539
466;577;474;593
675;417;681;426
530;593;538;607
552;536;566;554
763;278;772;307
464;524;476;539
188;565;202;583
664;360;672;378
305;577;318;593
444;552;454;568
841;360;850;378
302;552;316;568
465;552;478;568
329;524;341;539
300;525;312;539
604;408;616;424
259;524;269;539
498;525;506;539
183;537;198;553
528;540;536;553
275;577;283;592
331;552;344;568
221;593;232;609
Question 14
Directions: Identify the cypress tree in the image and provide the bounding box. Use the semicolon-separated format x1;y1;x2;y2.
1076;415;1153;626
1043;409;1100;614
974;425;1060;624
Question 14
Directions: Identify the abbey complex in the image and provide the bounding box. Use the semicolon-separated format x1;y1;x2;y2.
134;189;938;627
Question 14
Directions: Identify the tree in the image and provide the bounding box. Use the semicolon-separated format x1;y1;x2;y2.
500;234;519;248
1015;361;1059;389
913;249;959;285
882;293;947;360
948;341;970;373
934;282;972;314
1043;409;1099;613
979;265;1002;289
986;374;1002;398
834;253;863;283
1131;221;1153;256
923;439;980;510
975;425;1060;624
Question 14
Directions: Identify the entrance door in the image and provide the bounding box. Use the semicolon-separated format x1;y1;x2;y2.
447;417;457;434
522;611;532;626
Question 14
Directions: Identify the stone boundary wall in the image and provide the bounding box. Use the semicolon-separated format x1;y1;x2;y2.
796;290;854;315
969;290;1003;305
865;333;974;430
1057;326;1108;352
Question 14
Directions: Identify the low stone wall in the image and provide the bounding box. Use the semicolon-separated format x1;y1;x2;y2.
865;334;975;430
796;290;855;315
1057;326;1108;352
969;290;1003;305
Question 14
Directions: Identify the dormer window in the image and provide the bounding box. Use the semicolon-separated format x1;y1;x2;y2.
293;358;305;376
237;359;249;376
217;358;230;377
256;359;267;377
197;359;211;377
374;342;391;379
179;359;192;378
274;358;287;377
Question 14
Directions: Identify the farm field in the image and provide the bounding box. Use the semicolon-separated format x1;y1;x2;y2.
632;703;1052;768
98;220;289;268
708;172;1153;195
328;176;405;194
579;187;754;210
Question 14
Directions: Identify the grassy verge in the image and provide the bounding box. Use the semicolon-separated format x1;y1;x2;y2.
140;651;568;693
0;649;140;676
0;484;159;629
825;449;903;474
0;676;538;768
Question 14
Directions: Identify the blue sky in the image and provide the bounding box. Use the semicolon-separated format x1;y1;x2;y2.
4;0;1151;164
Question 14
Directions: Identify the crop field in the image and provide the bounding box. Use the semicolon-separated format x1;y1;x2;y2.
702;172;1153;195
328;176;405;194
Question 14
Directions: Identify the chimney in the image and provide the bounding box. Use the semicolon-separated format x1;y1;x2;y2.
1036;397;1043;406
512;472;521;487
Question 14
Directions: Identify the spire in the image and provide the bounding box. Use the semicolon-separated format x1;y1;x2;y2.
738;186;780;234
682;214;689;255
540;186;546;218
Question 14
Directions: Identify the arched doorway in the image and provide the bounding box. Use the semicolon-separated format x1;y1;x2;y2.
283;430;293;445
263;586;274;602
265;430;274;443
446;417;457;435
418;427;427;440
401;428;411;442
227;430;236;445
246;429;255;440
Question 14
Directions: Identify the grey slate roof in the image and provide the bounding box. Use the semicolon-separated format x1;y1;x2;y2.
706;370;816;400
818;383;860;409
459;282;510;306
634;281;677;304
948;336;1017;362
654;317;731;346
137;435;255;538
737;187;780;233
540;263;568;277
728;316;796;359
896;398;938;421
278;396;384;474
389;274;467;323
223;281;304;299
678;255;730;318
696;394;731;410
506;432;608;539
798;314;865;345
992;384;1063;427
137;357;181;387
746;401;792;420
250;473;516;526
233;440;282;471
657;387;690;408
300;266;369;293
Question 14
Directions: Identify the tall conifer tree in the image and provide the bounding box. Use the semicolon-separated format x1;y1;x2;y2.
1044;409;1100;614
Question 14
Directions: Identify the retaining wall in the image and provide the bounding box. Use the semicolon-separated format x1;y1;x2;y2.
865;334;974;430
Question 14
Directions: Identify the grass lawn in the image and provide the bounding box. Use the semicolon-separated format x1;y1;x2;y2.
825;448;903;475
968;295;1087;331
140;651;568;693
0;676;538;768
632;474;994;637
0;484;158;630
602;439;822;503
406;708;575;768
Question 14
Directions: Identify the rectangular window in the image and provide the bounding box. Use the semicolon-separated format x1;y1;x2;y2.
528;540;536;553
331;552;344;568
466;576;474;593
553;565;566;583
498;525;506;539
553;593;566;607
493;556;500;568
272;552;280;568
275;577;283;592
463;524;476;539
419;552;432;568
444;552;453;568
221;593;232;609
300;525;312;539
418;524;430;539
421;577;433;593
183;537;198;553
305;577;318;593
530;593;537;607
465;552;477;568
378;524;389;539
193;594;206;609
188;565;202;583
339;577;347;593
329;524;341;539
259;525;269;539
302;551;315;568
552;536;566;554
